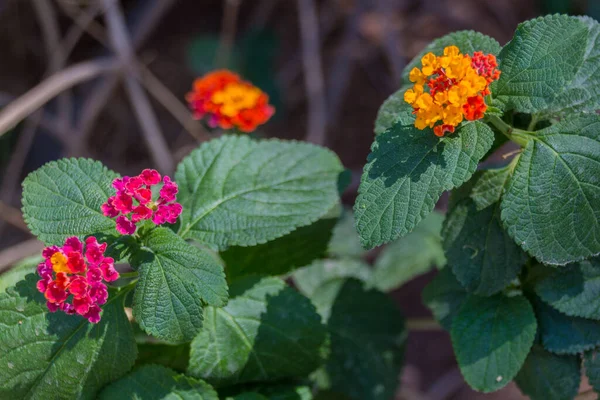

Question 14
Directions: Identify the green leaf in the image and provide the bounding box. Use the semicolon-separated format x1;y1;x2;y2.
176;135;343;250
533;295;600;355
221;217;337;281
0;255;42;293
373;86;414;135
501;115;600;265
135;343;190;372
226;394;268;400
470;166;512;211
443;195;527;295
422;268;468;330
99;365;218;400
451;294;536;392
257;385;313;400
293;259;372;320
21;158;118;245
584;350;600;392
493;15;589;114
541;17;600;115
355;120;494;249
514;346;581;400
535;257;600;319
327;209;367;259
402;31;501;83
323;279;406;400
131;227;228;343
0;275;136;399
188;276;327;386
370;211;445;292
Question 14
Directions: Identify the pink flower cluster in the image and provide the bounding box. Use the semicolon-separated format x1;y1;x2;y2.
36;237;118;323
101;169;182;235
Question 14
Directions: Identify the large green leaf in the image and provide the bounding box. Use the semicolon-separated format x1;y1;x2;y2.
370;211;445;292
176;135;343;250
0;275;136;399
135;343;190;373
401;31;501;84
293;259;372;320
21;158;118;245
188;276;326;386
373;86;413;135
542;17;600;115
443;195;527;295
131;228;228;343
327;209;367;259
220;217;337;281
451;294;536;392
256;385;313;400
535;257;600;319
323;279;406;400
493;15;589;113
584;350;600;392
355;121;494;249
470;166;512;211
0;255;42;293
422;268;468;330
514;346;581;400
533;295;600;355
501;115;600;265
98;365;218;400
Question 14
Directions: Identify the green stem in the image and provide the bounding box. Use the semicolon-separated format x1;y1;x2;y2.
484;114;533;147
119;271;139;279
527;114;539;131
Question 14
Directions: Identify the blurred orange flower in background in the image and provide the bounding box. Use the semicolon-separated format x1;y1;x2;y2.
187;70;275;133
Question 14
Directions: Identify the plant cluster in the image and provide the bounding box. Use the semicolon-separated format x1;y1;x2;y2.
357;13;600;398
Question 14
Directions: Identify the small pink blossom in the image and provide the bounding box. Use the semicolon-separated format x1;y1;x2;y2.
101;169;183;235
36;236;118;323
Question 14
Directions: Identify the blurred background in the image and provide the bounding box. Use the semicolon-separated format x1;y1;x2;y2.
0;0;598;399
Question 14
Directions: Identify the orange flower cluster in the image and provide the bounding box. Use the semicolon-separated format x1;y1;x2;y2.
404;46;500;137
187;70;274;133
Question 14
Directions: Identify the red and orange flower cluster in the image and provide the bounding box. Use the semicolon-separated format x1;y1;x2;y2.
101;169;182;235
37;237;118;323
404;46;500;137
187;70;274;133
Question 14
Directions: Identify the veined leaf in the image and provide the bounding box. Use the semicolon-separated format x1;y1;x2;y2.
188;276;326;386
98;365;218;400
355;121;494;249
584;350;600;393
422;268;468;330
370;211;445;292
533;295;600;355
0;255;42;294
293;258;372;320
374;86;413;135
443;195;527;295
135;343;190;372
22;158;118;245
535;257;600;320
176;135;343;250
501;115;600;265
451;294;536;392
323;279;406;400
131;228;228;343
470;166;512;211
402;31;501;83
514;346;580;400
327;209;367;259
0;275;136;399
221;217;337;281
493;15;589;113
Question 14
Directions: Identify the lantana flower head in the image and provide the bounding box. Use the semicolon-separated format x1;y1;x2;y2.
404;46;500;137
187;70;275;133
36;236;118;323
101;169;182;235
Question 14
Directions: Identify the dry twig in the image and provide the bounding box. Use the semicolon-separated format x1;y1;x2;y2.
297;0;327;145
